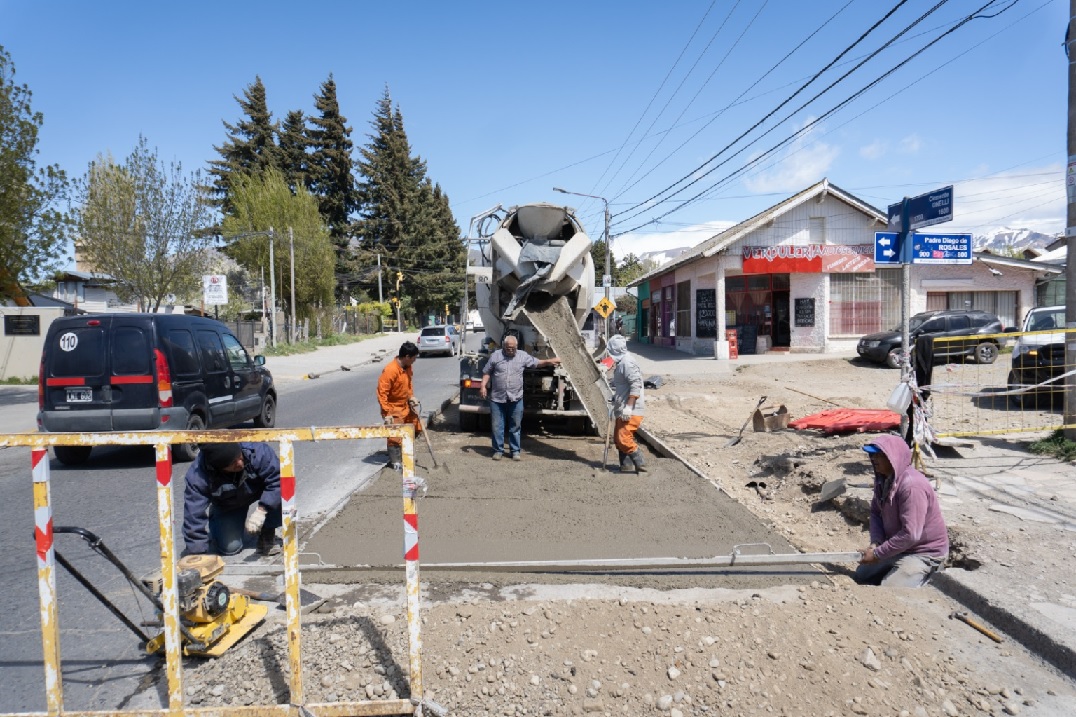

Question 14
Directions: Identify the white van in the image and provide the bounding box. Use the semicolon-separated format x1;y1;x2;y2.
1012;305;1065;362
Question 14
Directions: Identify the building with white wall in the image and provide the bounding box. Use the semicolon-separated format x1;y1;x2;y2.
627;179;1063;359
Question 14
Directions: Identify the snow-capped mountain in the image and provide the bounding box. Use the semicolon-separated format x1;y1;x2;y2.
971;227;1059;256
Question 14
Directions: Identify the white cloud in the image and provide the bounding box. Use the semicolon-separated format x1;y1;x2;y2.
944;164;1064;236
742;118;839;193
859;140;887;160
899;134;922;154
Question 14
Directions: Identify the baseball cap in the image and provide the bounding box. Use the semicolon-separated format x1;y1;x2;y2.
862;444;882;454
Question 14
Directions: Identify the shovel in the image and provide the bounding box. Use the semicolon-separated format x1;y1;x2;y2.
420;410;441;469
725;395;767;447
601;409;614;470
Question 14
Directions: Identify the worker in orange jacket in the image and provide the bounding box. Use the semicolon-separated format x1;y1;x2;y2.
377;342;422;470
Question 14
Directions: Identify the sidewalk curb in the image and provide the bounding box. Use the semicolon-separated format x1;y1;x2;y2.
931;571;1076;681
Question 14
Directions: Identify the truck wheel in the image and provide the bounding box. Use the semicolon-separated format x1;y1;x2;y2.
253;394;276;428
459;410;477;432
174;414;205;463
54;446;92;466
885;349;903;369
975;342;998;364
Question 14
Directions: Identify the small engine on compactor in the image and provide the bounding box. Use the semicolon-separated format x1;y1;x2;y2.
141;554;268;657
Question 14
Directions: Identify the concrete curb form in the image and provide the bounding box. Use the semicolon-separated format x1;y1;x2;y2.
637;426;732;498
931;570;1076;682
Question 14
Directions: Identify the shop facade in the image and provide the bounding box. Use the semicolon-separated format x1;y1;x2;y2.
628;179;1055;358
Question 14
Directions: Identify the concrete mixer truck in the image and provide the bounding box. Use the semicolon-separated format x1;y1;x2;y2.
458;203;612;437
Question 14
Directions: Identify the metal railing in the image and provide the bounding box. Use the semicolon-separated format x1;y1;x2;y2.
0;426;441;717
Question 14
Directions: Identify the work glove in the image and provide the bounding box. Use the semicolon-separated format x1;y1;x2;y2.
408;397;421;411
244;506;267;535
619;406;633;420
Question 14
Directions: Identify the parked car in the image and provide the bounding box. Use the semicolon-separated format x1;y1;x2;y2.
856;309;1003;369
1006;305;1066;408
417;324;461;357
38;313;276;465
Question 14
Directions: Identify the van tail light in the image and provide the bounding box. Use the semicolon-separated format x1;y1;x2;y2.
154;349;174;409
445;336;451;344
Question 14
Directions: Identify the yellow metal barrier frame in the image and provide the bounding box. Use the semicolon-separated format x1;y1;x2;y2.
929;328;1076;437
0;425;433;717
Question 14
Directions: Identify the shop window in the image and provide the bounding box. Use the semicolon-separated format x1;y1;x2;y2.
771;274;790;290
726;276;746;292
829;269;901;335
747;275;770;292
676;281;691;338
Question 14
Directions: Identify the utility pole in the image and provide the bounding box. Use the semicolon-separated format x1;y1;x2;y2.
1065;1;1076;439
377;253;384;304
288;227;297;344
268;227;277;348
396;271;404;332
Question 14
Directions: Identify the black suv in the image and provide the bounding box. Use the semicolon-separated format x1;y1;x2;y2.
856;310;1003;369
38;313;276;465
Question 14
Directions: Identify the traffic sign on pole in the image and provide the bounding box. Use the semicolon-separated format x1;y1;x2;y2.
874;232;900;265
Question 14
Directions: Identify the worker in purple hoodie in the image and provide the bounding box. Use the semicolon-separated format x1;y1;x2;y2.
855;434;949;587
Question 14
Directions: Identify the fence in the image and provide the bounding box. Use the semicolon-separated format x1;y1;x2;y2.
926;328;1076;438
0;426;441;717
332;309;384;337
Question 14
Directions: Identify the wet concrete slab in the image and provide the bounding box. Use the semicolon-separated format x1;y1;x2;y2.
304;414;829;591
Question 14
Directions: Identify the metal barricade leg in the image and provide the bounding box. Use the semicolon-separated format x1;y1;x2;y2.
154;443;184;709
279;439;304;704
32;448;64;715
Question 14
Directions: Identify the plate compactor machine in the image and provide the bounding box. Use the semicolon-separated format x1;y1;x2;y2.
52;527;267;657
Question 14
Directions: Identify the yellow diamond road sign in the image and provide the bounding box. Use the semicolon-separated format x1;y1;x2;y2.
594;297;614;318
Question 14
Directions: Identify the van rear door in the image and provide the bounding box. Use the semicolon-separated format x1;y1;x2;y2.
41;316;113;431
195;328;234;426
108;316;158;430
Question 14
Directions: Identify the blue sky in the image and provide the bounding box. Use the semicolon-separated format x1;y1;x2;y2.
3;0;1067;262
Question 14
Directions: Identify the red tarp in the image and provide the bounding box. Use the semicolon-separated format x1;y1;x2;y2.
788;408;901;434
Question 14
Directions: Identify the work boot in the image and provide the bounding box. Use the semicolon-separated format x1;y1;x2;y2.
630;449;648;473
256;529;281;556
491;452;503;461
387;445;402;471
619;451;634;473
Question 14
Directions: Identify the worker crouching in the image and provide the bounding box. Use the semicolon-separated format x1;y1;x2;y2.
608;335;647;473
377;342;422;470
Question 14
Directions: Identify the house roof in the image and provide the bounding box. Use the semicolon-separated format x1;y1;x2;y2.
56;270;115;284
975;253;1064;274
1032;245;1067;265
626;178;886;287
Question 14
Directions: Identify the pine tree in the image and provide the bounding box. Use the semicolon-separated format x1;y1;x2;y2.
354;88;462;320
306;74;357;293
207;76;280;214
278;109;308;193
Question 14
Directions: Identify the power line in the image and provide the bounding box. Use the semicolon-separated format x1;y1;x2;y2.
613;0;1015;236
615;0;921;221
608;0;855;206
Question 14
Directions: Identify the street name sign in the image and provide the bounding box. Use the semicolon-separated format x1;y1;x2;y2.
909;232;972;265
874;232;900;265
887;185;953;233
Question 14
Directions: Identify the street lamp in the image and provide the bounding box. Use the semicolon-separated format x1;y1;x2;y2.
553;187;612;338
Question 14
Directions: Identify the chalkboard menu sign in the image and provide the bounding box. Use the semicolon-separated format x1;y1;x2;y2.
4;315;40;336
794;298;815;328
695;289;716;338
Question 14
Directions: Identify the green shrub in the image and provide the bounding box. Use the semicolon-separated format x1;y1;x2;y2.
1029;430;1076;463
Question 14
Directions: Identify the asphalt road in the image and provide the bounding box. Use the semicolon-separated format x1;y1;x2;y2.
0;342;468;713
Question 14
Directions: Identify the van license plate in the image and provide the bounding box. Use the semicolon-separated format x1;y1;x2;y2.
66;388;92;403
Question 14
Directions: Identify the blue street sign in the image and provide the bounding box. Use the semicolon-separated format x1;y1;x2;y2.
874;232;900;265
909;232;972;265
887;185;953;232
